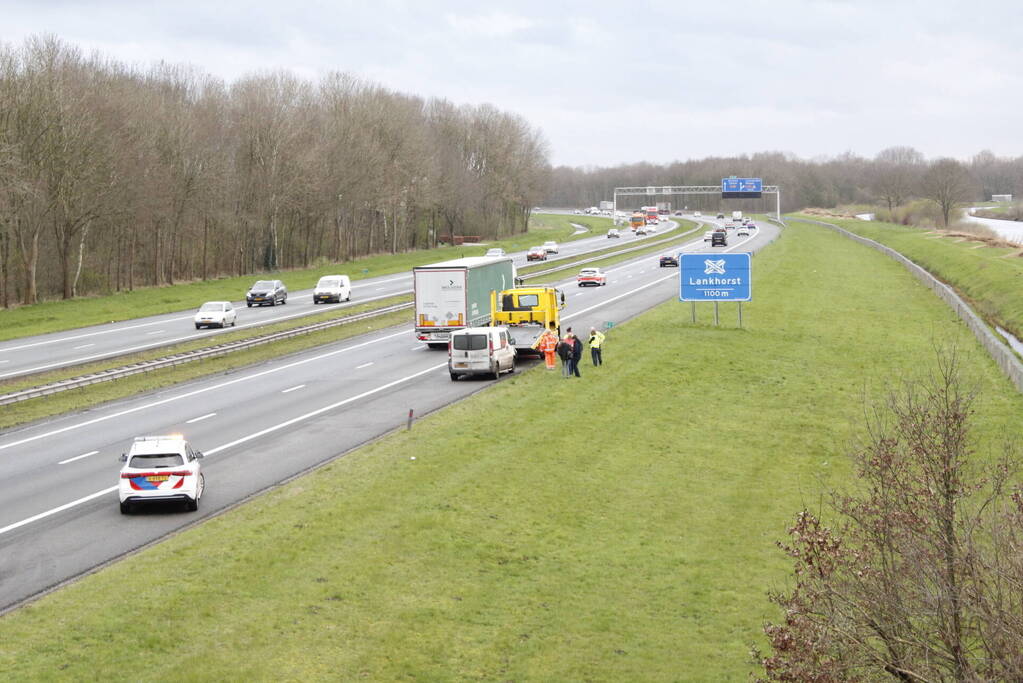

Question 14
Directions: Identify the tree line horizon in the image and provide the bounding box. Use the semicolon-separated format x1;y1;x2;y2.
2;35;1019;307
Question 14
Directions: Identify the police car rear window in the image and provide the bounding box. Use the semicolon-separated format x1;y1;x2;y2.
453;334;487;351
130;453;184;468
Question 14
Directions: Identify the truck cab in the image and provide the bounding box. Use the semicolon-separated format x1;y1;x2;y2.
490;286;566;354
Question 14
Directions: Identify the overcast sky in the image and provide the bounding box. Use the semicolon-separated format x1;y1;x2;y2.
5;1;1020;167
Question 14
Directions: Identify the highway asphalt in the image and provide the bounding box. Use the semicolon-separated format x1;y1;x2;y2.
0;218;777;611
0;225;673;382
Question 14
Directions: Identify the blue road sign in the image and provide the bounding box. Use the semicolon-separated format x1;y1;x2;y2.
721;177;763;193
679;252;751;302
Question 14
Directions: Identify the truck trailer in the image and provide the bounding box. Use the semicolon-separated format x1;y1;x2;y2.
414;257;516;348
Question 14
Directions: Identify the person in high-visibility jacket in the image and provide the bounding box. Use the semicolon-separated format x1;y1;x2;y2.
535;323;559;370
588;327;606;366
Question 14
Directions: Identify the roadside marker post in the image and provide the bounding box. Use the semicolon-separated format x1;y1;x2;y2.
679;253;751;328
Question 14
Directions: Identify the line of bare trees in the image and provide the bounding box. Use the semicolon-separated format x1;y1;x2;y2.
0;36;550;306
546;147;1019;225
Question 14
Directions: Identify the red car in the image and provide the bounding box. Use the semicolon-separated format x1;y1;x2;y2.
526;246;547;261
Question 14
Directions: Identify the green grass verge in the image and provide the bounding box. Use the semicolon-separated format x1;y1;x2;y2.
790;213;1023;340
0;301;412;432
0;215;603;342
3;221;1021;679
519;221;698;277
0;220;678;431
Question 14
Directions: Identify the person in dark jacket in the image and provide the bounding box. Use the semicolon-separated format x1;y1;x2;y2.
569;331;583;377
557;334;573;378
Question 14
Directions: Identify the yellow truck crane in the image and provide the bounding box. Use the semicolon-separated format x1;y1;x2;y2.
489;286;565;354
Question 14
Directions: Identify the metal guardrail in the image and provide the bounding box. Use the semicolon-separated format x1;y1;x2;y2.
0;303;414;406
521;224;702;279
791;217;1023;393
0;224;704;406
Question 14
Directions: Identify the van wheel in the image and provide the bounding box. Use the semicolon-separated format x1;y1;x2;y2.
450;372;459;381
490;362;499;380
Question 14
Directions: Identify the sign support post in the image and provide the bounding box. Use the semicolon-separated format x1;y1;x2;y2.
714;301;719;326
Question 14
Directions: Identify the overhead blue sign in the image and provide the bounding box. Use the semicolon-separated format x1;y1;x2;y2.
721;177;763;193
679;253;751;302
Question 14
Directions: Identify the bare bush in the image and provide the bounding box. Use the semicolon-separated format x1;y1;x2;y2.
757;350;1023;681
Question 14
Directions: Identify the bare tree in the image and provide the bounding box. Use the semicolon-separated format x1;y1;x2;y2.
757;351;1023;680
872;146;924;213
921;158;977;227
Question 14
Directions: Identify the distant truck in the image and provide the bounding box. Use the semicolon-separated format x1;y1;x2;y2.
657;202;671;215
490;286;565;354
414;257;516;348
630;212;645;229
732;210;743;221
599;200;614;211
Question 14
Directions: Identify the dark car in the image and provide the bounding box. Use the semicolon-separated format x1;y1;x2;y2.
659;255;678;267
246;279;287;307
716;213;725;219
711;232;727;247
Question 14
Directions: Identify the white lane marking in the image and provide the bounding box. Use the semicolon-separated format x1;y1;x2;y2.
0;317;194;351
58;450;98;465
0;360;9;364
185;412;217;424
356;362;374;369
573;293;583;297
0;328;412;452
0;362;448;537
281;384;305;394
374;287;385;291
73;344;95;350
563;272;679;321
0;289;411;380
145;330;165;335
611;280;618;283
0;486;118;536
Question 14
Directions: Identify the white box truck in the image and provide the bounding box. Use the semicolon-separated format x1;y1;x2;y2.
732;210;743;221
414;257;516;348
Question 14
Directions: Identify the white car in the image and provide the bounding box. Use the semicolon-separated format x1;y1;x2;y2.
542;241;559;254
194;301;236;329
485;248;506;257
448;327;516;381
694;211;702;217
313;275;352;304
573;209;582;215
737;226;750;237
118;435;205;514
577;267;607;287
703;231;714;242
607;228;620;239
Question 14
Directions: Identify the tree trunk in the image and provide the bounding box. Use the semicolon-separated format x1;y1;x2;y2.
71;220;90;298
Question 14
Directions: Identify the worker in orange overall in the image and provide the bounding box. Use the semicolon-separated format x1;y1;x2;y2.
535;322;560;370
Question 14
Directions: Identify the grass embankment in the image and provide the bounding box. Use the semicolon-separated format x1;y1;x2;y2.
3;221;1021;679
0;214;604;342
519;220;698;277
0;217;673;431
0;299;411;432
791;213;1023;340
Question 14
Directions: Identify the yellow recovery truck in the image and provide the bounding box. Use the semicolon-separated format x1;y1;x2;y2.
489;286;566;354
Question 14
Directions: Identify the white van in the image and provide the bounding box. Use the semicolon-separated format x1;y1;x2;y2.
448;327;516;381
313;275;351;304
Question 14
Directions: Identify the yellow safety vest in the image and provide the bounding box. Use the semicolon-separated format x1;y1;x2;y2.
588;331;605;349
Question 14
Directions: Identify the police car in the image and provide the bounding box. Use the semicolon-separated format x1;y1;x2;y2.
119;435;205;514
